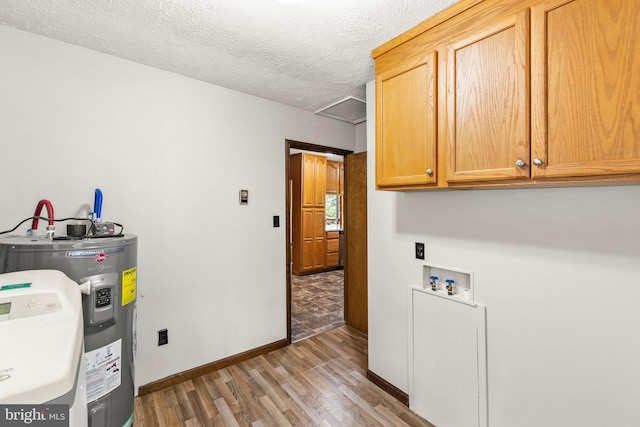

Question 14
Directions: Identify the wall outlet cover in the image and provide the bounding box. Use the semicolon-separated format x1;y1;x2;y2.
158;329;168;346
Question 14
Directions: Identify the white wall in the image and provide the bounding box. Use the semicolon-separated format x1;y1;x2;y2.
366;81;640;426
355;121;367;153
0;25;355;387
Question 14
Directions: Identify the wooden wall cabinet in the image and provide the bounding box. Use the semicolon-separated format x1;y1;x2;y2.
327;160;344;195
373;0;640;190
326;160;341;194
530;0;640;179
291;153;328;275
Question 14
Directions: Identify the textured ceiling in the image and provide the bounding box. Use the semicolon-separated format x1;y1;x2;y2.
0;0;459;115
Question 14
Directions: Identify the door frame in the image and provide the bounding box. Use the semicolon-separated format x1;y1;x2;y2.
285;139;353;344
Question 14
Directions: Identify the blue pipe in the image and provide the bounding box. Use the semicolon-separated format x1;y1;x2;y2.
94;188;103;221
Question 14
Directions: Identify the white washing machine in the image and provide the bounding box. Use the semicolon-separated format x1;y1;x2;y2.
0;270;88;427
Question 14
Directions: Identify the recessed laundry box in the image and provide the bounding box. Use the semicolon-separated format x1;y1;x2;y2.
0;270;88;427
0;235;137;427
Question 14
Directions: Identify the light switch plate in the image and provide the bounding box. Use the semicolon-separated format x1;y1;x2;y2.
239;189;249;205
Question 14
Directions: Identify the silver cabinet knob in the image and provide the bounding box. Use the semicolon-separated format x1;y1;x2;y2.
426;168;433;175
515;160;525;168
533;158;543;166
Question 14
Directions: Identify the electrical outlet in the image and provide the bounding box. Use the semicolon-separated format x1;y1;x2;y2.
273;215;280;227
415;242;425;260
158;329;168;346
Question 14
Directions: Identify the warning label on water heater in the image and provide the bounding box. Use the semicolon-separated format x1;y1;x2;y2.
85;339;122;402
122;267;137;306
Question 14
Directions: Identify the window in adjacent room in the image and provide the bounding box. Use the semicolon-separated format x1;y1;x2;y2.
325;194;340;225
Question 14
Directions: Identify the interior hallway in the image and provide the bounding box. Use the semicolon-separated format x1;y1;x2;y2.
291;270;345;342
134;325;433;426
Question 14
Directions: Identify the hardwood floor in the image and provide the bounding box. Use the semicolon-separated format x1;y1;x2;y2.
134;325;434;427
291;270;345;342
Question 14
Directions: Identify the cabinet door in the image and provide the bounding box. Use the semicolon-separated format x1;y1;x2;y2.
531;0;640;178
302;154;317;207
301;208;326;271
447;11;530;182
315;156;326;206
376;51;438;187
303;154;326;207
313;208;326;269
326;238;340;253
301;208;315;271
326;161;340;194
326;232;340;268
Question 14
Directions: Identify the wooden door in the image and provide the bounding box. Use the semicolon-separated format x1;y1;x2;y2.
376;51;438;187
345;152;367;333
531;0;640;178
447;10;530;182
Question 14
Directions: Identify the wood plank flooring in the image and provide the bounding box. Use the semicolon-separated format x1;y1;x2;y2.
134;325;434;427
291;270;345;342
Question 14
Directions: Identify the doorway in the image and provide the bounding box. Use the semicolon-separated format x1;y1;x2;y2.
285;139;352;343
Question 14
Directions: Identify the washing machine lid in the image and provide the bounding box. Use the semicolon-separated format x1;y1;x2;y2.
0;270;84;404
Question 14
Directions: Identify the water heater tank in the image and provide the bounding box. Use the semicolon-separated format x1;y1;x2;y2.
0;235;137;427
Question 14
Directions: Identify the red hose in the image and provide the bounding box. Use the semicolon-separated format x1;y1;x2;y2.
31;199;55;230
